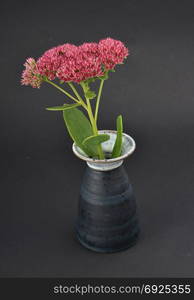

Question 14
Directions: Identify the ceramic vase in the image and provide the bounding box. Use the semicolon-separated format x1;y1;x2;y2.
73;130;140;253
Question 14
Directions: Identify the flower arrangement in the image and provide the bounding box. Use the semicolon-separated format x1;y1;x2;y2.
21;38;129;159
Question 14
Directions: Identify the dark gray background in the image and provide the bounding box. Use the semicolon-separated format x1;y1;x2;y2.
0;0;194;277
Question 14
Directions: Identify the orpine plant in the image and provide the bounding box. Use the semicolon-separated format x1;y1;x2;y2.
21;38;129;159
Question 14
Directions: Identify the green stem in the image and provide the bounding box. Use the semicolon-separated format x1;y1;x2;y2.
95;79;104;123
45;78;105;159
85;97;104;159
67;82;87;110
86;98;97;134
45;79;80;103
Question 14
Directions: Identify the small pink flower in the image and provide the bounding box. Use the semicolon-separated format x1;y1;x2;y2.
98;38;129;70
21;58;43;88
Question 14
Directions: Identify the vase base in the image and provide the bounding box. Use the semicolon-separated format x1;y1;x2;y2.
75;229;140;253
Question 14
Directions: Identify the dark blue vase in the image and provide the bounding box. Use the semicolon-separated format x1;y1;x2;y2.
75;165;139;253
73;130;139;253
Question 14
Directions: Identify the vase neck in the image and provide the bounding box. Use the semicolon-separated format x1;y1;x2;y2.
87;159;123;171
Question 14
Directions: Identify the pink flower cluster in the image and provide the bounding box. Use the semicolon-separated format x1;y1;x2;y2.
21;58;43;88
98;38;129;70
37;43;78;81
56;42;104;82
21;38;129;88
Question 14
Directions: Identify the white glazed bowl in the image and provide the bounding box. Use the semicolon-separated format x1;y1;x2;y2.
72;130;136;171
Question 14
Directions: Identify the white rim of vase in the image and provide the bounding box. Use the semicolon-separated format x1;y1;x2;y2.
72;130;136;164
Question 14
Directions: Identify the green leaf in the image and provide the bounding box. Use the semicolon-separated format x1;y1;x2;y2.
46;97;96;111
111;115;123;158
80;81;96;100
85;77;96;84
85;90;96;99
63;107;95;157
46;103;80;111
83;134;110;148
98;70;109;80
